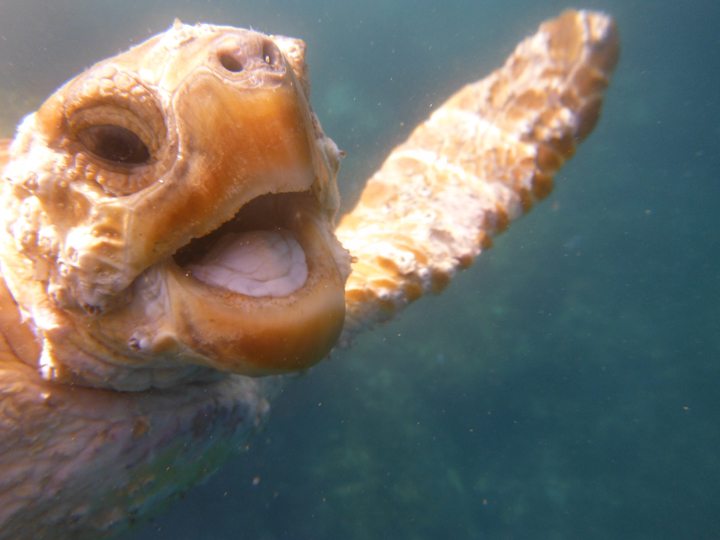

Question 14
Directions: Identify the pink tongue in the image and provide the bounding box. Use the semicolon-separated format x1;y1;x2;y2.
186;229;308;297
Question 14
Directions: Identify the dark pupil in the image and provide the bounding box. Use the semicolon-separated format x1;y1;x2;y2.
77;124;150;164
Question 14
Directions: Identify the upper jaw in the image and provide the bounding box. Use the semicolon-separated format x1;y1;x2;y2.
1;24;349;390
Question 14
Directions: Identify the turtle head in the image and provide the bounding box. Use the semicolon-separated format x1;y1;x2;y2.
0;21;350;389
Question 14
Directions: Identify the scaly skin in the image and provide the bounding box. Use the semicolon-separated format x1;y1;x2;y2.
337;10;619;344
0;11;618;539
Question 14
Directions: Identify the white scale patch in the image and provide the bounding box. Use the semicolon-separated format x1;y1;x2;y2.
187;229;308;297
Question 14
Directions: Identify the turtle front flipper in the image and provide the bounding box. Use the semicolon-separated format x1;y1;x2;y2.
336;10;619;343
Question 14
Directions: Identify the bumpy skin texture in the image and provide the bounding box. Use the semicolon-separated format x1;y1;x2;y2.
337;10;619;343
0;11;618;540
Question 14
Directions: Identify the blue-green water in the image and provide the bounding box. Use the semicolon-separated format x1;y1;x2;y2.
1;0;718;538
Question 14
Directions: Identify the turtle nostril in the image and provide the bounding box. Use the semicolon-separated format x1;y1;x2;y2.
219;53;243;73
262;41;280;66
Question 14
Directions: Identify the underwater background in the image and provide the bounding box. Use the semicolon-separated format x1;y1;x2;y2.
1;0;718;538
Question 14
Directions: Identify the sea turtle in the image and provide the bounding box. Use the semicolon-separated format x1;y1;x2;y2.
0;10;618;539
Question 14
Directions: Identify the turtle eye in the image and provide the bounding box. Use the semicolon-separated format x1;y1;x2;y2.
77;124;150;164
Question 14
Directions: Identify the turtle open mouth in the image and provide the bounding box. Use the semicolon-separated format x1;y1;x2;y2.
153;185;347;377
172;191;316;299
